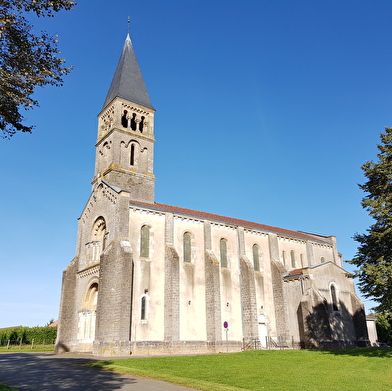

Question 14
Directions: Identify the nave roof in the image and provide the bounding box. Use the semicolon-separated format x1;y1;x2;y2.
130;200;332;244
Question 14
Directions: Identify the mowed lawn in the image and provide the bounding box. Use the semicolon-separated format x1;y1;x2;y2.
0;345;55;353
88;348;392;391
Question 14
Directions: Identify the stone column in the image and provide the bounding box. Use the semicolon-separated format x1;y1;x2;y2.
55;257;79;353
237;227;258;342
268;234;290;339
306;240;314;267
93;238;134;355
164;213;180;343
204;220;222;346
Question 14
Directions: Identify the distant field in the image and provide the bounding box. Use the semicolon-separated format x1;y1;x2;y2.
88;348;392;391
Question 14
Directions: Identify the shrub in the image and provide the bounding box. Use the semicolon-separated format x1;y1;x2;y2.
0;326;57;345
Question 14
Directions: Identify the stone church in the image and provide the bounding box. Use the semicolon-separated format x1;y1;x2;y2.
56;34;368;356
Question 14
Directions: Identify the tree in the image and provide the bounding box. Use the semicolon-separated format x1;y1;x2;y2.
45;318;55;327
349;127;392;312
0;0;75;138
375;312;392;345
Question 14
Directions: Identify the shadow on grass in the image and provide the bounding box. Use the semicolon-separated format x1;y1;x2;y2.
87;360;116;369
321;347;392;358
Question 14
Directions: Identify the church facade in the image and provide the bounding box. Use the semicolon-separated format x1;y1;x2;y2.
55;34;368;356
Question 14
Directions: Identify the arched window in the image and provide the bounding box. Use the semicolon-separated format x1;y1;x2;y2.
101;142;110;170
131;113;137;130
300;253;304;267
282;251;286;266
92;217;106;243
87;217;106;264
321;256;325;263
253;244;260;271
290;250;296;268
183;232;192;262
139;116;145;132
141;296;146;320
84;282;99;310
140;225;150;258
330;284;339;311
121;110;128;128
220;239;228;268
130;144;135;166
140;292;150;321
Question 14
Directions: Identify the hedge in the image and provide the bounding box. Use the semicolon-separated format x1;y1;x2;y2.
0;326;57;345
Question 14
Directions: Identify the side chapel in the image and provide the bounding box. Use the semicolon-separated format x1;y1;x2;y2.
56;33;368;355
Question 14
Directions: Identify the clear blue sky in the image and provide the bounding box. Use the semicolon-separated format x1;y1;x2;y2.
1;0;391;327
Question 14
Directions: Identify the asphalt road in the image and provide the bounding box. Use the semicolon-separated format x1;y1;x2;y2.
0;352;197;391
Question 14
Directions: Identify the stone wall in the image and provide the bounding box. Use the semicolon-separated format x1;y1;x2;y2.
204;219;222;343
203;221;222;343
55;257;78;353
131;340;242;355
270;259;290;339
164;244;180;342
93;239;134;355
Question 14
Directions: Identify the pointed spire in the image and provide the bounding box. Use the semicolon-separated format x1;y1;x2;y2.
103;34;154;110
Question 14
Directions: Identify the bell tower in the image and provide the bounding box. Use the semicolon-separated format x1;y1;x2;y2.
93;34;155;203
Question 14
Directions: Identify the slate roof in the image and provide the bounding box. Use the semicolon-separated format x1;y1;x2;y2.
103;34;154;110
129;200;332;244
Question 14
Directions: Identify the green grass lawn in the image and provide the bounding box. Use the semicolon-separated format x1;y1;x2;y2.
88;348;392;391
0;344;54;353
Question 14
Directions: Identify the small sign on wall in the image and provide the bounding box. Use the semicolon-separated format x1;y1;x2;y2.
223;321;229;353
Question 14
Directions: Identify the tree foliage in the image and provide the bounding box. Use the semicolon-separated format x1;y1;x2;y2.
0;0;75;138
350;127;392;312
375;312;392;345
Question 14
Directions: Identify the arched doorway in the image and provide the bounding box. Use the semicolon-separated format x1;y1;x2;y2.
77;281;98;350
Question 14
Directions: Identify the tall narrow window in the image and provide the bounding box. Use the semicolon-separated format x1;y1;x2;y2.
140;225;150;257
141;296;146;320
121;110;128;128
139;116;145;132
130;144;135;166
282;251;286;266
331;285;339;311
183;232;191;262
321;256;325;263
220;239;228;268
300;254;304;267
253;244;260;271
290;250;296;268
140;292;150;321
131;113;137;130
